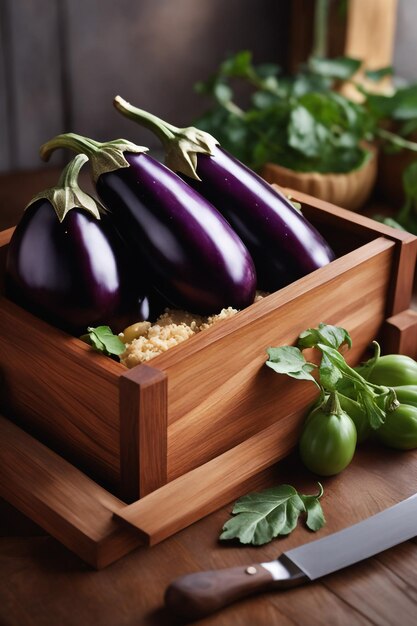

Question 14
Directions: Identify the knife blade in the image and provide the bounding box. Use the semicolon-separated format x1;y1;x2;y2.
164;493;417;620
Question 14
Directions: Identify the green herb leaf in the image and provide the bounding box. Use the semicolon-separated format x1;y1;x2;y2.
288;105;322;158
298;323;352;350
220;484;325;545
300;483;325;531
266;346;318;385
317;343;387;429
403;161;417;200
81;326;126;357
319;352;343;390
220;50;253;78
308;56;361;80
365;66;393;82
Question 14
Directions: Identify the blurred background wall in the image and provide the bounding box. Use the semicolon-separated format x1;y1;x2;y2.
0;0;416;174
0;0;291;172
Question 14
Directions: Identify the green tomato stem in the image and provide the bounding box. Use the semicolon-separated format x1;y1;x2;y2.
324;390;343;416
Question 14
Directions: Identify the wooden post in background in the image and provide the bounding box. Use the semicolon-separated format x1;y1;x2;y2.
290;0;398;88
341;0;398;100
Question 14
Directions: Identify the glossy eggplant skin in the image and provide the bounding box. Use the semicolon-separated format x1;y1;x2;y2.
182;146;335;291
96;152;257;314
6;200;147;334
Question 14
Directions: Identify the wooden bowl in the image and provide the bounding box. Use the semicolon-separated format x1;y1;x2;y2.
260;149;377;212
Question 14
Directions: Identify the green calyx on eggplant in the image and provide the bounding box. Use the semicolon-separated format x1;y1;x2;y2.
40;132;257;316
6;154;149;335
113;96;335;292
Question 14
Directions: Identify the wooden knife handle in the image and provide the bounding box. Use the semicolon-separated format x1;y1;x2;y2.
164;563;277;620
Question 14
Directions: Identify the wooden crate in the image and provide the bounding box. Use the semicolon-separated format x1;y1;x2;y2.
1;190;417;568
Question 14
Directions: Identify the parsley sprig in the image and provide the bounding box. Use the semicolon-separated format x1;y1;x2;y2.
220;483;325;546
266;323;396;431
194;50;417;175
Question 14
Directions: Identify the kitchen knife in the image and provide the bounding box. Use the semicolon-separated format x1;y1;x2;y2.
164;493;417;620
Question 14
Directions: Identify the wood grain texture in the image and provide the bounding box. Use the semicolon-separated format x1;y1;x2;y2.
2;443;416;625
119;365;167;502
0;415;142;569
2;191;417;501
288;189;417;316
157;238;395;479
0;297;124;489
382;309;417;358
343;0;398;96
115;412;329;545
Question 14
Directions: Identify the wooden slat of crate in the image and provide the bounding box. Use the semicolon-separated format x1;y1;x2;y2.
0;297;123;489
0;415;142;569
160;239;394;480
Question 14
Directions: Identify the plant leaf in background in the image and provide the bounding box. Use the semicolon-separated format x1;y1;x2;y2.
308;55;361;80
193;50;377;174
375;160;417;235
220;484;325;545
365;66;393;82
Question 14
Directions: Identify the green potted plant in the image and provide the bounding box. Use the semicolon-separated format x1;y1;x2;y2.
194;49;381;210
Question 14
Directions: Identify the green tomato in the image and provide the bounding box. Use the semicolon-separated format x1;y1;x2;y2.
375;403;417;450
392;385;417;408
299;393;357;476
368;355;417;387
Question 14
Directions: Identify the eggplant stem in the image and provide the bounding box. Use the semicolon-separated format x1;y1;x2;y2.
114;95;177;145
40;133;101;162
58;153;89;188
39;132;148;182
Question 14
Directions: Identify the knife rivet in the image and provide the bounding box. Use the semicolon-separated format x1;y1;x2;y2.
245;566;257;575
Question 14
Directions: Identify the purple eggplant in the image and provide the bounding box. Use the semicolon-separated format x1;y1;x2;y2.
6;154;148;334
40;134;257;315
113;97;335;291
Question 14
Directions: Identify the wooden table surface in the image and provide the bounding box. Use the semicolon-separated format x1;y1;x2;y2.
1;445;417;626
1;169;417;626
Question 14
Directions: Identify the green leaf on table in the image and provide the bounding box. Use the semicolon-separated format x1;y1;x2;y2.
297;323;352;350
220;484;325;545
266;346;318;385
300;483;325;531
81;326;126;357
